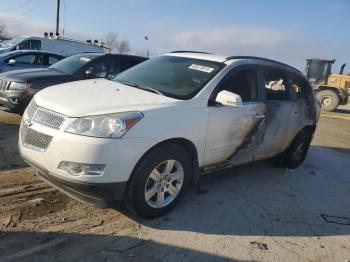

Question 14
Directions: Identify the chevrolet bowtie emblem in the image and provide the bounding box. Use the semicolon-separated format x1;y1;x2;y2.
24;119;33;127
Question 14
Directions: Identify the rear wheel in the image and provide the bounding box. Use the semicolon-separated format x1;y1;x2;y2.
275;131;313;169
126;144;191;218
317;89;339;112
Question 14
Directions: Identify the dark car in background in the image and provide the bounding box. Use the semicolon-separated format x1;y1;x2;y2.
0;50;65;73
0;53;147;113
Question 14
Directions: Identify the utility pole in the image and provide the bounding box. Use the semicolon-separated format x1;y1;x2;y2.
56;0;60;35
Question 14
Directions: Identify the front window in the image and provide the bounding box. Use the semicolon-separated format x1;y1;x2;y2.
0;37;25;48
49;53;101;74
114;56;225;99
18;40;41;50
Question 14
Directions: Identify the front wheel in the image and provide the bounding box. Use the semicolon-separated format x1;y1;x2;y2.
316;89;339;112
126;144;191;218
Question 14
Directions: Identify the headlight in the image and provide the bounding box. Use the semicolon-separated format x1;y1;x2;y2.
65;111;143;138
9;82;30;90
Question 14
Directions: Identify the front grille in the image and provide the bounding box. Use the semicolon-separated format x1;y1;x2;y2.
21;124;52;151
26;101;66;129
26;100;38;119
0;80;10;92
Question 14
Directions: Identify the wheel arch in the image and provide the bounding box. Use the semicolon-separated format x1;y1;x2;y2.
127;137;200;191
298;124;317;137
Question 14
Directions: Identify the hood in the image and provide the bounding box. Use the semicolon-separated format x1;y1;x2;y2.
35;79;179;117
0;68;69;82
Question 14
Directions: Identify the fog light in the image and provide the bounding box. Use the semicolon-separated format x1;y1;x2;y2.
10;97;20;104
57;161;106;176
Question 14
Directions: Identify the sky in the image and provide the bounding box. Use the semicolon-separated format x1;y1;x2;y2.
0;0;349;70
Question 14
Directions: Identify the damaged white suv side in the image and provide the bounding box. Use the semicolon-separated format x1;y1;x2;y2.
19;52;320;218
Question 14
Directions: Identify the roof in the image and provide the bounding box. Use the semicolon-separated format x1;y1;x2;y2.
306;58;335;63
165;51;228;62
165;51;301;73
0;50;66;57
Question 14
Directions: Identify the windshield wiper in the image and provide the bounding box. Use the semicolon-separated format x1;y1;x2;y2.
117;80;164;96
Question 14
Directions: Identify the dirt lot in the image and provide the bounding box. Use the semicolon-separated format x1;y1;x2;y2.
0;106;350;262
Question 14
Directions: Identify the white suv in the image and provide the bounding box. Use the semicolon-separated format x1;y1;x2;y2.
19;52;320;218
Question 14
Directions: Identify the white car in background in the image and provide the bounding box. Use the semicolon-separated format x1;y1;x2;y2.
19;51;320;218
0;35;104;56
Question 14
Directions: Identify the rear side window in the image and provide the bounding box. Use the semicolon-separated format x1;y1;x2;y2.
288;73;312;97
262;69;290;100
219;68;258;102
119;58;140;72
47;55;62;66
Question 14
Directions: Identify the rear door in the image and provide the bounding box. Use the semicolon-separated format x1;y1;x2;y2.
253;67;300;159
204;66;267;166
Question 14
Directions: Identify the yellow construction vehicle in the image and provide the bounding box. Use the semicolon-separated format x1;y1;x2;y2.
305;58;350;111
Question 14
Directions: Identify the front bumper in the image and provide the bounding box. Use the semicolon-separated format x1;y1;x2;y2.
18;106;157;206
0;90;31;113
22;155;127;207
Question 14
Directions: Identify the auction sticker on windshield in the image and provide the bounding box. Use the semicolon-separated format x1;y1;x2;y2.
189;64;214;73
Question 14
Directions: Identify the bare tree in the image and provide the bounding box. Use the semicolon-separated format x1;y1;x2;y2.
102;32;119;53
102;32;131;54
117;39;130;54
0;23;8;40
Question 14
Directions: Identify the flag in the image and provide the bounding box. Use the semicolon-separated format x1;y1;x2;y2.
144;36;149;40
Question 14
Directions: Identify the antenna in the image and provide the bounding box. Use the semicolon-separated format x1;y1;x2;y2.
56;0;60;36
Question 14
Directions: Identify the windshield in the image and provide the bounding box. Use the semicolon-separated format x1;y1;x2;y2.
49;53;100;74
0;37;25;48
114;55;225;99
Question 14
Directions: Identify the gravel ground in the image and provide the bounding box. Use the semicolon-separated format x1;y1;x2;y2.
0;106;350;262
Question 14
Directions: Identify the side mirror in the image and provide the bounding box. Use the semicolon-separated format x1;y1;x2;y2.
8;59;17;65
215;90;243;107
84;69;93;78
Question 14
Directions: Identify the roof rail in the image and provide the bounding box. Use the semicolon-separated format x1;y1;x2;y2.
225;56;299;72
170;50;212;54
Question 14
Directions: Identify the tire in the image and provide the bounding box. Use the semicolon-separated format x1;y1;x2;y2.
275;131;313;169
126;144;191;218
316;90;339;112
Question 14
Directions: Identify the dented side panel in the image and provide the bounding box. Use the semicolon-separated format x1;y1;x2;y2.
252;100;300;159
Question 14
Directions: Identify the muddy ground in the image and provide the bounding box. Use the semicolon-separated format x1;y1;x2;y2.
0;105;350;262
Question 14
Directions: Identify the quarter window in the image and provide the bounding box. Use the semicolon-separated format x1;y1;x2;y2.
288;73;312;97
219;68;258;102
262;70;290;100
47;55;60;66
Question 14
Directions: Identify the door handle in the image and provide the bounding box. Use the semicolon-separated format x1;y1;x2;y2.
253;113;266;120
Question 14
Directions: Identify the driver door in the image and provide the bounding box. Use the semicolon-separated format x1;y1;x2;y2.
204;67;266;167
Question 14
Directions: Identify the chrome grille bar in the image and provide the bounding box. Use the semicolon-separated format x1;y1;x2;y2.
26;100;66;129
